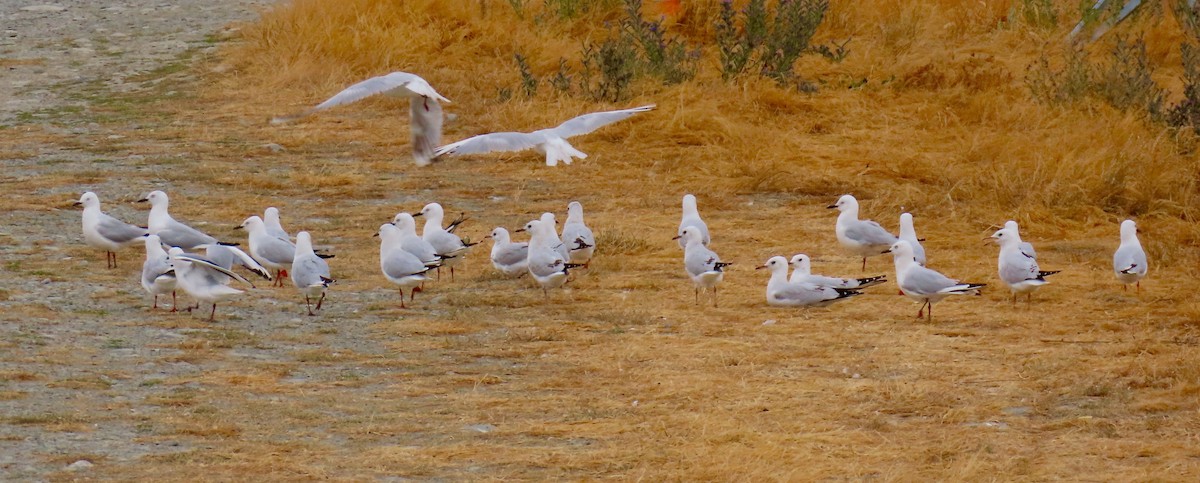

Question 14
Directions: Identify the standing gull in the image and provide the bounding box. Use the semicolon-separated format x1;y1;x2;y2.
140;234;177;311
138;190;230;250
168;247;254;322
75;192;147;268
898;212;926;266
392;212;450;269
788;254;886;289
263;207;290;240
271;72;450;166
291;231;334;316
238;216;296;287
677;194;710;249
1113;219;1148;292
434;104;655;166
673;226;730;307
885;240;985;321
378;224;432;308
1005;220;1037;259
758;256;862;307
486;227;530;276
991;227;1059;304
829;194;898;271
417;203;479;280
526;220;583;296
561;201;596;265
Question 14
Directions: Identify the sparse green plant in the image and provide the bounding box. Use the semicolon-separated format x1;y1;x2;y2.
619;0;697;84
507;0;527;19
580;36;637;102
1167;42;1200;134
550;58;574;93
1019;0;1059;29
1093;36;1163;116
712;0;833;86
515;53;539;98
760;0;828;83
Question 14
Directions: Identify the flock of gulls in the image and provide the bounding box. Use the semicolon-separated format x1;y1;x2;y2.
73;71;1150;321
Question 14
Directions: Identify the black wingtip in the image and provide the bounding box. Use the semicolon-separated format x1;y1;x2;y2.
834;288;864;298
1038;270;1060;278
317;253;336;259
218;241;240;247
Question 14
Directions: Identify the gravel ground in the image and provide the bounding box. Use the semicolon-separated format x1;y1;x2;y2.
1;1;271;479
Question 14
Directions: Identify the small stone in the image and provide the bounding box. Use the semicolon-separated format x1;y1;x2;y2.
262;143;284;153
66;460;93;471
464;423;496;434
631;400;639;407
851;373;861;379
762;319;776;326
1003;406;1032;416
21;5;67;13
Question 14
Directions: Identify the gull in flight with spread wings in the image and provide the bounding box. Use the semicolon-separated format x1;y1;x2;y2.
433;104;655;166
271;72;450;166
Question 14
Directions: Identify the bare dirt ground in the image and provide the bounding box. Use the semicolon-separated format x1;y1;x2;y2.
3;0;1200;481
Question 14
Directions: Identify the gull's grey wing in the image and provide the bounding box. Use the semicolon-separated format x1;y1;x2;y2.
175;254;253;286
433;132;546;157
293;254;330;287
902;266;958;295
494;243;529;266
549;104;656;139
383;250;428;279
97;214;148;243
313;72;420;111
1113;245;1146;273
410;96;444;166
684;246;721;277
206;245;271;280
158;222;218;250
774;282;838;305
561;224;594;247
844;220;898;247
528;249;566;278
257;236;297;265
999;250;1039;284
1018;241;1037;259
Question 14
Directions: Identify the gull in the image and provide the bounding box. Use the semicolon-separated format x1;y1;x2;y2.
898;213;926;266
379;223;433;307
677;194;710;249
271;72;450;166
788;254;887;289
433;104;656;166
237;216;295;287
829;194;898;271
168;247;255;322
518;214;570;260
391;212;450;269
486;227;529;276
561;201;596;265
1004;220;1037;259
673;226;730;307
140;234;176;311
757;256;862;307
1113;219;1148;292
417;202;479;280
885;240;985;321
291;231;334;316
203;244;272;283
263;207;290;239
991;227;1059;304
138;190;232;250
526;219;583;296
75;192;147;268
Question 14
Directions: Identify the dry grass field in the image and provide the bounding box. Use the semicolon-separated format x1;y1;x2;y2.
4;0;1200;480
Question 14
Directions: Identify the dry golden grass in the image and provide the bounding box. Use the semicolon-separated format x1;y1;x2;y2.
4;0;1200;480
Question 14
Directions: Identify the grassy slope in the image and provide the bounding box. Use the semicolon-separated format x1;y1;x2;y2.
12;0;1200;480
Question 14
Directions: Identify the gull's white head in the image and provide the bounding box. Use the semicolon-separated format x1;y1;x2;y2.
238;216;265;233
682;194;699;214
828;194;859;213
1120;219;1138;241
378;223;401;243
789;254;812;274
139;190;169;207
418;203;444;221
392;212;418;233
567;201;584;220
884;240;914;260
143;234;164;252
264;207;281;222
674;226;704;245
295;231;313;252
756;256;789;275
540;212;558;228
489;227;511;243
76;192;100;209
1004;220;1020;234
989;227;1021;246
900;212;915;230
